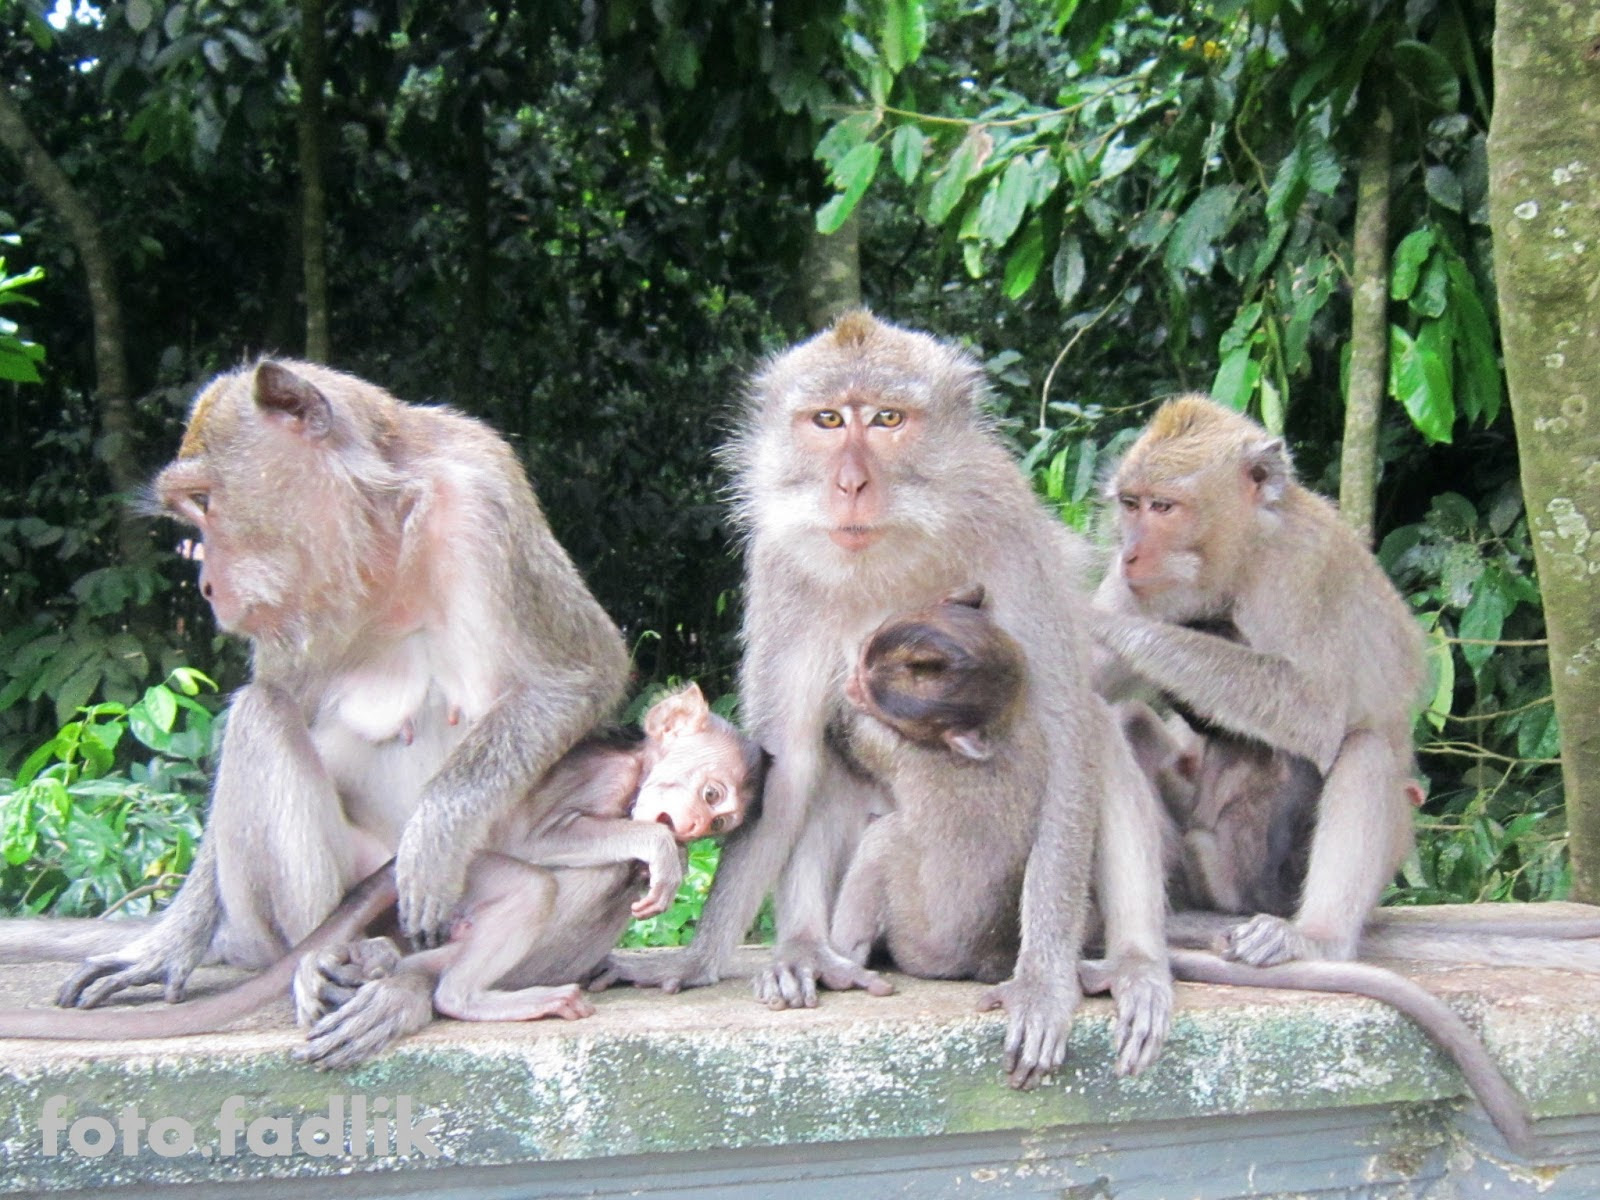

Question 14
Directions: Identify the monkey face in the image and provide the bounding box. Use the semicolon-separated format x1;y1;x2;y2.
632;684;756;841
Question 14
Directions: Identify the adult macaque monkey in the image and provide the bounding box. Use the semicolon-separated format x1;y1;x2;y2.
1092;394;1425;966
833;587;1171;1076
0;360;629;1005
597;312;1171;1089
0;686;762;1050
1092;395;1600;969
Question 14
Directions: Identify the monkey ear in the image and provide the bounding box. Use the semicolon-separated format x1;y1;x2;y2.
943;728;993;761
1243;436;1291;506
944;583;986;609
643;682;711;741
254;361;334;440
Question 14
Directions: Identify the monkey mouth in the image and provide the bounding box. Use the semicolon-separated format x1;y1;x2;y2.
830;525;881;552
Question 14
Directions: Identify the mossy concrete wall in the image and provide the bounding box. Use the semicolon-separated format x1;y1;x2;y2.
1;912;1598;1198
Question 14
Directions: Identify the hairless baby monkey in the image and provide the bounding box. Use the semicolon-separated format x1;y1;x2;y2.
0;686;763;1066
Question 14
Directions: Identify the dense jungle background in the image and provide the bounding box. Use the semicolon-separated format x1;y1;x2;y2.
1;0;1594;936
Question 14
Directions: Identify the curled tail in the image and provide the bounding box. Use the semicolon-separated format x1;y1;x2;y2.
0;862;398;1041
1169;948;1534;1157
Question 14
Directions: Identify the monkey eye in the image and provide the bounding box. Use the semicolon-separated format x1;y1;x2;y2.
871;408;905;428
813;410;845;429
1149;498;1176;515
710;813;731;834
702;783;723;805
189;492;211;515
1118;494;1140;512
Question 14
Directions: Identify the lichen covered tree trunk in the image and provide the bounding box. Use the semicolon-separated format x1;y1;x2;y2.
1489;2;1600;900
1339;104;1392;546
800;208;861;331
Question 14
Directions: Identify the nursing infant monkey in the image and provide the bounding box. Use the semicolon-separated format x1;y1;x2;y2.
854;589;1534;1154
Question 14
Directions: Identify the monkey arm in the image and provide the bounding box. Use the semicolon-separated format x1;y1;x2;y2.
55;837;224;1009
1090;610;1343;770
397;669;623;946
526;817;684;920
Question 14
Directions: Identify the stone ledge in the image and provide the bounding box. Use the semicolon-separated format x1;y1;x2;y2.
0;908;1597;1198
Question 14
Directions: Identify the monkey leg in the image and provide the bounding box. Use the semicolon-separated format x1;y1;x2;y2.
828;818;896;974
213;685;391;962
755;769;888;1010
1093;704;1175;1077
1226;729;1408;966
293;937;405;1028
431;860;596;1024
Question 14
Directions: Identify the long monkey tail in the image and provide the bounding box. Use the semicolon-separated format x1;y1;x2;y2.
1168;948;1535;1158
0;916;157;963
0;862;398;1041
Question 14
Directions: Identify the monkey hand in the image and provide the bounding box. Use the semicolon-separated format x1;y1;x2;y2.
293;972;435;1072
631;844;686;920
56;930;207;1009
979;971;1080;1090
1108;957;1172;1078
587;948;719;994
293;937;403;1028
395;815;468;948
751;938;895;1010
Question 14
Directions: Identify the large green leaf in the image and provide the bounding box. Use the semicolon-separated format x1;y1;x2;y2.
1389;325;1455;443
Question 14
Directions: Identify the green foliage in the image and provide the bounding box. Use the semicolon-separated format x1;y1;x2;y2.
1380;487;1566;904
0;669;216;917
0;238;45;383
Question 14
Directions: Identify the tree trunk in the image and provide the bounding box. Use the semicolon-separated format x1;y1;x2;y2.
799;207;861;331
0;84;147;562
297;0;330;362
1489;2;1600;902
1339;104;1392;546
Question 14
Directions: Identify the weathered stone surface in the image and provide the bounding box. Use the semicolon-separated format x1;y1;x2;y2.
0;908;1597;1197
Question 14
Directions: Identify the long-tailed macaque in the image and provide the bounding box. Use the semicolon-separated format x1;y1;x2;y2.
0;360;629;1006
595;312;1171;1089
832;587;1170;1076
292;684;763;1069
1092;394;1425;967
1094;395;1600;971
0;686;762;1053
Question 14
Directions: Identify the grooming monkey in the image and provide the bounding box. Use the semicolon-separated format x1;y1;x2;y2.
0;360;630;1006
0;686;762;1053
832;591;1529;1146
1094;394;1600;970
596;312;1172;1088
833;586;1170;1076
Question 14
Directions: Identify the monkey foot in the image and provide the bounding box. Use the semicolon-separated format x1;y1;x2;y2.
1222;913;1345;966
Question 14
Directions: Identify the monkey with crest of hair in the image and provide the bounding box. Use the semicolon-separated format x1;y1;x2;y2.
0;360;630;1010
595;312;1173;1088
1094;394;1600;973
